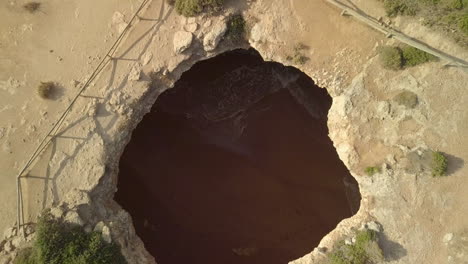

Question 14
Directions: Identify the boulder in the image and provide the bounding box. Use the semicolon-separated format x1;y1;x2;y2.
203;22;227;52
173;31;193;54
64;211;84;226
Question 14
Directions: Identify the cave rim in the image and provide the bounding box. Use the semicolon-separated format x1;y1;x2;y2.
114;47;362;264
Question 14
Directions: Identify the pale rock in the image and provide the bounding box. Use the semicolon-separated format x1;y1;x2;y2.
187;17;196;23
443;233;454;244
3;241;13;253
203;20;212;27
0;255;11;264
64;211;84;226
64;189;91;207
184;23;198;33
11;236;23;248
50;207;64;219
102;226;112;243
141;51;153;66
128;65;142;81
173;31;193;54
94;221;106;233
364;221;382;233
203;21;227;51
3;228;15;240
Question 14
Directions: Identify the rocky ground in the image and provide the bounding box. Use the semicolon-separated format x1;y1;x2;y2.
1;0;467;263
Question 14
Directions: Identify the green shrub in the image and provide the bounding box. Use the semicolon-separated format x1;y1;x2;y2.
328;229;384;264
383;0;418;17
23;2;41;13
175;0;224;17
394;90;419;108
14;212;127;264
364;166;381;176
225;14;246;42
459;14;468;34
431;151;448;177
401;46;438;66
451;0;464;10
379;46;403;70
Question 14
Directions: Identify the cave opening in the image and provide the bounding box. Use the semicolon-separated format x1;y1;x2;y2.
115;48;361;264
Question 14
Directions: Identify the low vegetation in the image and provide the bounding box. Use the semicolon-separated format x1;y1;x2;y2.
225;14;246;42
328;229;384;264
23;2;41;13
393;90;419;108
379;45;437;70
14;212;127;264
173;0;224;17
379;46;403;70
431;151;448;177
382;0;417;17
37;82;55;99
380;0;468;45
400;46;438;66
286;43;309;65
364;166;381;176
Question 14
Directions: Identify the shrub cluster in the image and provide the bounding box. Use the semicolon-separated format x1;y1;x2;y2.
225;14;246;42
174;0;224;17
379;45;438;70
37;82;55;99
431;151;448;177
328;229;384;264
364;166;381;176
14;213;127;264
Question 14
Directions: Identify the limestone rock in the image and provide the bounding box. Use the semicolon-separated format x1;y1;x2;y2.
94;221;106;233
0;255;11;264
50;207;64;219
203;22;227;52
184;23;198;33
173;31;193;54
128;65;142;81
102;226;112;243
2;228;15;240
64;189;91;208
443;233;454;244
3;241;13;253
64;211;84;226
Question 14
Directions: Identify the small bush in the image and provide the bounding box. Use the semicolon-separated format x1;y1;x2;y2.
23;2;41;13
394;90;418;108
225;14;246;42
451;0;464;10
383;0;417;17
401;46;438;66
459;14;468;34
14;212;127;264
328;229;384;264
14;247;37;264
166;0;176;5
286;43;309;65
37;82;55;99
175;0;224;17
431;151;448;177
379;46;403;70
364;166;381;176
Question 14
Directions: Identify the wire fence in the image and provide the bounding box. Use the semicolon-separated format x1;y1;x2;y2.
15;0;152;236
326;0;468;69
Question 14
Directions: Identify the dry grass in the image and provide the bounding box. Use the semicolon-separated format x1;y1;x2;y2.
23;2;41;13
37;82;55;99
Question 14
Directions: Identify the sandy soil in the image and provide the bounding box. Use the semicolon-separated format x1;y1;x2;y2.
0;0;143;233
